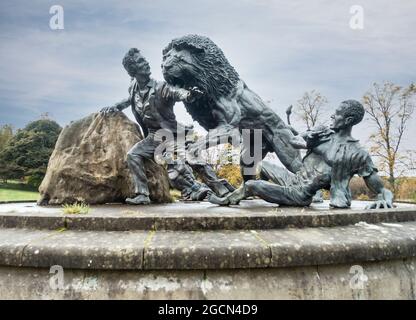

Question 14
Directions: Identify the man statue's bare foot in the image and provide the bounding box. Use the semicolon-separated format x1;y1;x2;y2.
126;194;151;205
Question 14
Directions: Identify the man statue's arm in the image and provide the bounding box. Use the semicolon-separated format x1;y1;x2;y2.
161;84;204;103
364;172;394;209
100;98;131;114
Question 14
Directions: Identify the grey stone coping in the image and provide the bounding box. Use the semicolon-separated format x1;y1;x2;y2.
1;221;415;270
0;200;415;231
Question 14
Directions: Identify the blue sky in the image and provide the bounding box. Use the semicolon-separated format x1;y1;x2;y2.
0;0;415;151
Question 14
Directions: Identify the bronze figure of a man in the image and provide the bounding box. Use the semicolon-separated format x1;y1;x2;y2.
101;48;211;204
209;100;394;209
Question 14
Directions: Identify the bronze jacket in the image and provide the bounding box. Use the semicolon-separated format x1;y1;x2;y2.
129;79;190;137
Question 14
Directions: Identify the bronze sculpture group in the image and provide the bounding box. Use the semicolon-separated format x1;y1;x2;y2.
101;34;393;209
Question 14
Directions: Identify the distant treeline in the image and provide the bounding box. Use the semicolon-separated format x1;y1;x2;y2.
0;119;62;188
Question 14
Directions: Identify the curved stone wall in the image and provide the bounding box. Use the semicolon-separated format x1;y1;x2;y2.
0;200;415;299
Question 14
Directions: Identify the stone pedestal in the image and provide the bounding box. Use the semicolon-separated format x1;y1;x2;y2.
0;200;415;299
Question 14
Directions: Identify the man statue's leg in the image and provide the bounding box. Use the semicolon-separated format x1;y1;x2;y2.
190;163;235;197
167;160;211;201
209;159;301;206
125;135;158;205
258;160;324;202
209;174;331;206
258;160;299;186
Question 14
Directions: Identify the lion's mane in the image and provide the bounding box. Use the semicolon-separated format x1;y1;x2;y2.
163;34;240;98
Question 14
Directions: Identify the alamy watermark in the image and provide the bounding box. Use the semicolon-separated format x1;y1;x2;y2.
152;126;263;176
349;265;368;290
349;5;364;30
49;265;64;290
49;5;64;30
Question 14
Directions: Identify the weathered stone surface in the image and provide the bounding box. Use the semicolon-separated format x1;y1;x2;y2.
144;230;271;270
0;228;54;266
257;222;416;267
1;221;416;270
0;259;415;299
0;201;415;231
203;267;323;299
316;259;415;300
0;267;205;300
0;213;416;299
0;228;148;270
38;112;171;205
21;230;147;270
0;204;415;299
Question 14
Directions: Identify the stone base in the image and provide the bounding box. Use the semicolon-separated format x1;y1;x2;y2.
0;258;415;299
0;200;415;299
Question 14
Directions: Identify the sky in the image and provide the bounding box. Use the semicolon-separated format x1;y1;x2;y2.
0;0;415;153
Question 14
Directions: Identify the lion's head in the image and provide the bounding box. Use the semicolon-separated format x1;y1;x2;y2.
162;35;240;98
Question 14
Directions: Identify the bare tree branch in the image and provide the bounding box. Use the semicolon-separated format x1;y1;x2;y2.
295;90;328;130
362;81;416;194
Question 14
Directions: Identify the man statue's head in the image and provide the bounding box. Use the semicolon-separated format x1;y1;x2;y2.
330;100;365;131
122;48;151;80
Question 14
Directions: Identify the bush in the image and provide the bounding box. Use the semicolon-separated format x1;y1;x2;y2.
322;189;330;200
349;176;416;202
349;177;376;199
395;177;416;201
356;194;370;201
216;164;243;188
27;169;45;189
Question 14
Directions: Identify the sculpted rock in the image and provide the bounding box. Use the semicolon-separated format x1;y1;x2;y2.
38;112;172;205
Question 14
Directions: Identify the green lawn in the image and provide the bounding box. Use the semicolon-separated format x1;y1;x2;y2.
0;181;39;202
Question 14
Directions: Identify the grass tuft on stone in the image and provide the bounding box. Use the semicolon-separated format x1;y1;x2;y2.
62;202;90;214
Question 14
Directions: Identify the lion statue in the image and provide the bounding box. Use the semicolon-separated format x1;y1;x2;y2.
162;34;304;180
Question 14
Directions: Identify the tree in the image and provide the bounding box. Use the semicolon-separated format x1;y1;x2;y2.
406;150;416;173
0;119;62;187
295;90;328;130
0;162;24;183
362;81;416;194
0;124;13;153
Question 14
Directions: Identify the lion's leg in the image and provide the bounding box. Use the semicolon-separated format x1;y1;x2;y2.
267;128;303;174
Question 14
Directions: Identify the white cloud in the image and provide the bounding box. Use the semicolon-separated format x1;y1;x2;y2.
0;0;415;153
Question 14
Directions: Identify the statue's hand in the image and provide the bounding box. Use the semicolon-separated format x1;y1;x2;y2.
100;106;120;114
366;189;394;209
306;128;333;140
302;130;321;142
